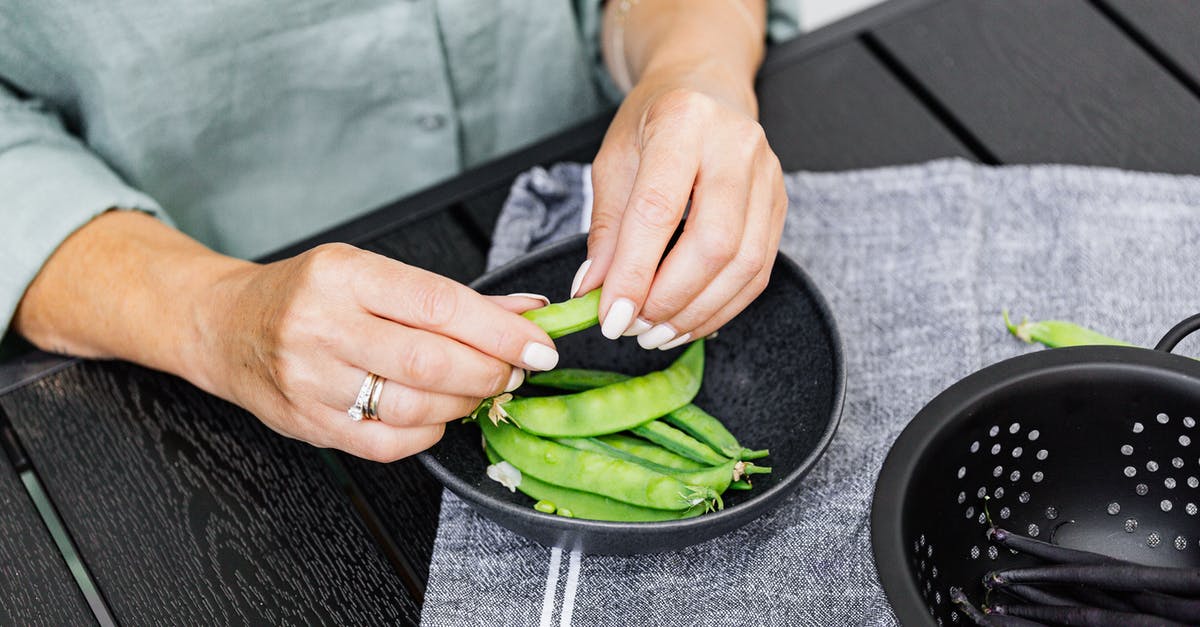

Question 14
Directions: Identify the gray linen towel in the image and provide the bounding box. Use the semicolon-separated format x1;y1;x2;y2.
421;158;1200;626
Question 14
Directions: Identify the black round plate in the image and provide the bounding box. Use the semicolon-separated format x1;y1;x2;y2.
418;234;845;555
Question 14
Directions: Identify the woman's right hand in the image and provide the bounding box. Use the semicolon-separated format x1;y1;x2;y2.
195;243;559;462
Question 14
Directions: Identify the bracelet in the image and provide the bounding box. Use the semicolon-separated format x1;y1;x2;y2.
606;0;763;93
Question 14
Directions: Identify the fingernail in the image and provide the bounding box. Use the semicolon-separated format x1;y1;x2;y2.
569;259;592;298
622;318;653;337
600;298;635;340
504;368;525;392
658;333;692;351
638;323;677;349
521;343;559;371
507;292;551;307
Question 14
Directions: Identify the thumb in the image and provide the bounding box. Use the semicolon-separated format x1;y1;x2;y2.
486;293;551;314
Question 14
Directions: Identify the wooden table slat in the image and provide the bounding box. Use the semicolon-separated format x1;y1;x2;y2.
758;39;974;171
873;0;1200;173
1;363;421;625
0;427;95;626
1097;0;1200;96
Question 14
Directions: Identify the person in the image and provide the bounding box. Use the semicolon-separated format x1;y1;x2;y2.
1;0;796;461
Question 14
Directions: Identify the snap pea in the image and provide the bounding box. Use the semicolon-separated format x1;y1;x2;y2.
480;414;718;511
522;288;600;339
485;446;704;521
554;438;754;493
529;366;768;460
1003;310;1131;349
727;480;754;491
630;420;729;466
499;340;705;437
595;434;704;471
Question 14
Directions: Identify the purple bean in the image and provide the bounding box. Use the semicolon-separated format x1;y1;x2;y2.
986;564;1200;596
1125;590;1200;624
1065;586;1137;613
950;588;1044;626
990;603;1190;627
998;584;1079;607
988;527;1116;565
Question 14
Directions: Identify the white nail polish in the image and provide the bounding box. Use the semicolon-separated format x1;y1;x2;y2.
522;343;559;371
569;259;592;298
658;333;692;350
507;292;551;306
504;368;525;392
622;318;653;337
601;298;635;340
638;324;676;349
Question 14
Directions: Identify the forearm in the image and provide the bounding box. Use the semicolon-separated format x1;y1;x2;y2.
602;0;766;117
13;210;253;391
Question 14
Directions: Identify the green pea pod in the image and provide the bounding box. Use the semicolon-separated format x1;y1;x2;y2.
521;289;601;339
1003;310;1133;349
630;420;728;466
480;414;718;511
529;365;768;460
554;438;754;494
596;434;704;471
484;446;704;522
727;479;754;491
500;340;705;437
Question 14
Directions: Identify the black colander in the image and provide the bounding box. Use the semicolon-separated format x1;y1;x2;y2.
872;314;1200;626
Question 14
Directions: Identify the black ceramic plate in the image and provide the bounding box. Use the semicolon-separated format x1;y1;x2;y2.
418;234;845;554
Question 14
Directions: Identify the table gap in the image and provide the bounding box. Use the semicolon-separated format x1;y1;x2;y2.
859;32;1000;165
1088;0;1200;101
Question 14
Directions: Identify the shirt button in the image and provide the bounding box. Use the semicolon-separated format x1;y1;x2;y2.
417;113;447;131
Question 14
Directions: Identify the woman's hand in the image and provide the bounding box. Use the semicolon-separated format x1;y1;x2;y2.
194;243;558;461
579;0;786;349
575;79;787;349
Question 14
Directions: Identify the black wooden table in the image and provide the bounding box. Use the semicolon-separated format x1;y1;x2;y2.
3;1;1199;624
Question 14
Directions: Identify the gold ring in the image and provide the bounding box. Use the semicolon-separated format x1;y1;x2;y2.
365;375;385;421
348;371;379;421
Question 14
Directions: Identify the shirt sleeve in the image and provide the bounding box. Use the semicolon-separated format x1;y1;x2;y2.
0;81;168;338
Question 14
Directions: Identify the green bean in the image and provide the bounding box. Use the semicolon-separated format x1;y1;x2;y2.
484;446;703;521
528;366;768;460
1003;310;1132;349
498;340;705;437
521;289;600;339
595;434;704;471
630;420;728;466
480;414;718;511
727;480;753;490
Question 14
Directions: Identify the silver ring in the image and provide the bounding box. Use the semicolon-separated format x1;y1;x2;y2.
348;372;379;421
365;375;385;421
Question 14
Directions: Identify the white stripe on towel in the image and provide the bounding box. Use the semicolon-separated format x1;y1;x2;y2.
538;547;563;627
559;549;582;627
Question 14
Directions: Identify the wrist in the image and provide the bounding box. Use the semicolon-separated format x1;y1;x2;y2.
177;252;258;398
634;59;759;119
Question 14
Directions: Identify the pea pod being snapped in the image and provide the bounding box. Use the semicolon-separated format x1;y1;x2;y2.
529;365;768;460
521;288;600;339
480;412;720;511
484;446;704;522
493;340;705;437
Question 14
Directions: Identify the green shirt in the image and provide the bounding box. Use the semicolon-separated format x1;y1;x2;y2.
0;0;799;337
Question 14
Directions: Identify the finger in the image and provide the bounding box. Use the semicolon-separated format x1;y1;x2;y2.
321;364;484;427
652;164;785;346
572;145;639;298
633;158;753;347
487;293;550;314
354;255;559;371
597;129;701;340
337;314;522;398
331;413;447;463
686;261;774;343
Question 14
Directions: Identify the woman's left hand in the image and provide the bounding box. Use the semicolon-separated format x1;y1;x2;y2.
572;75;787;350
